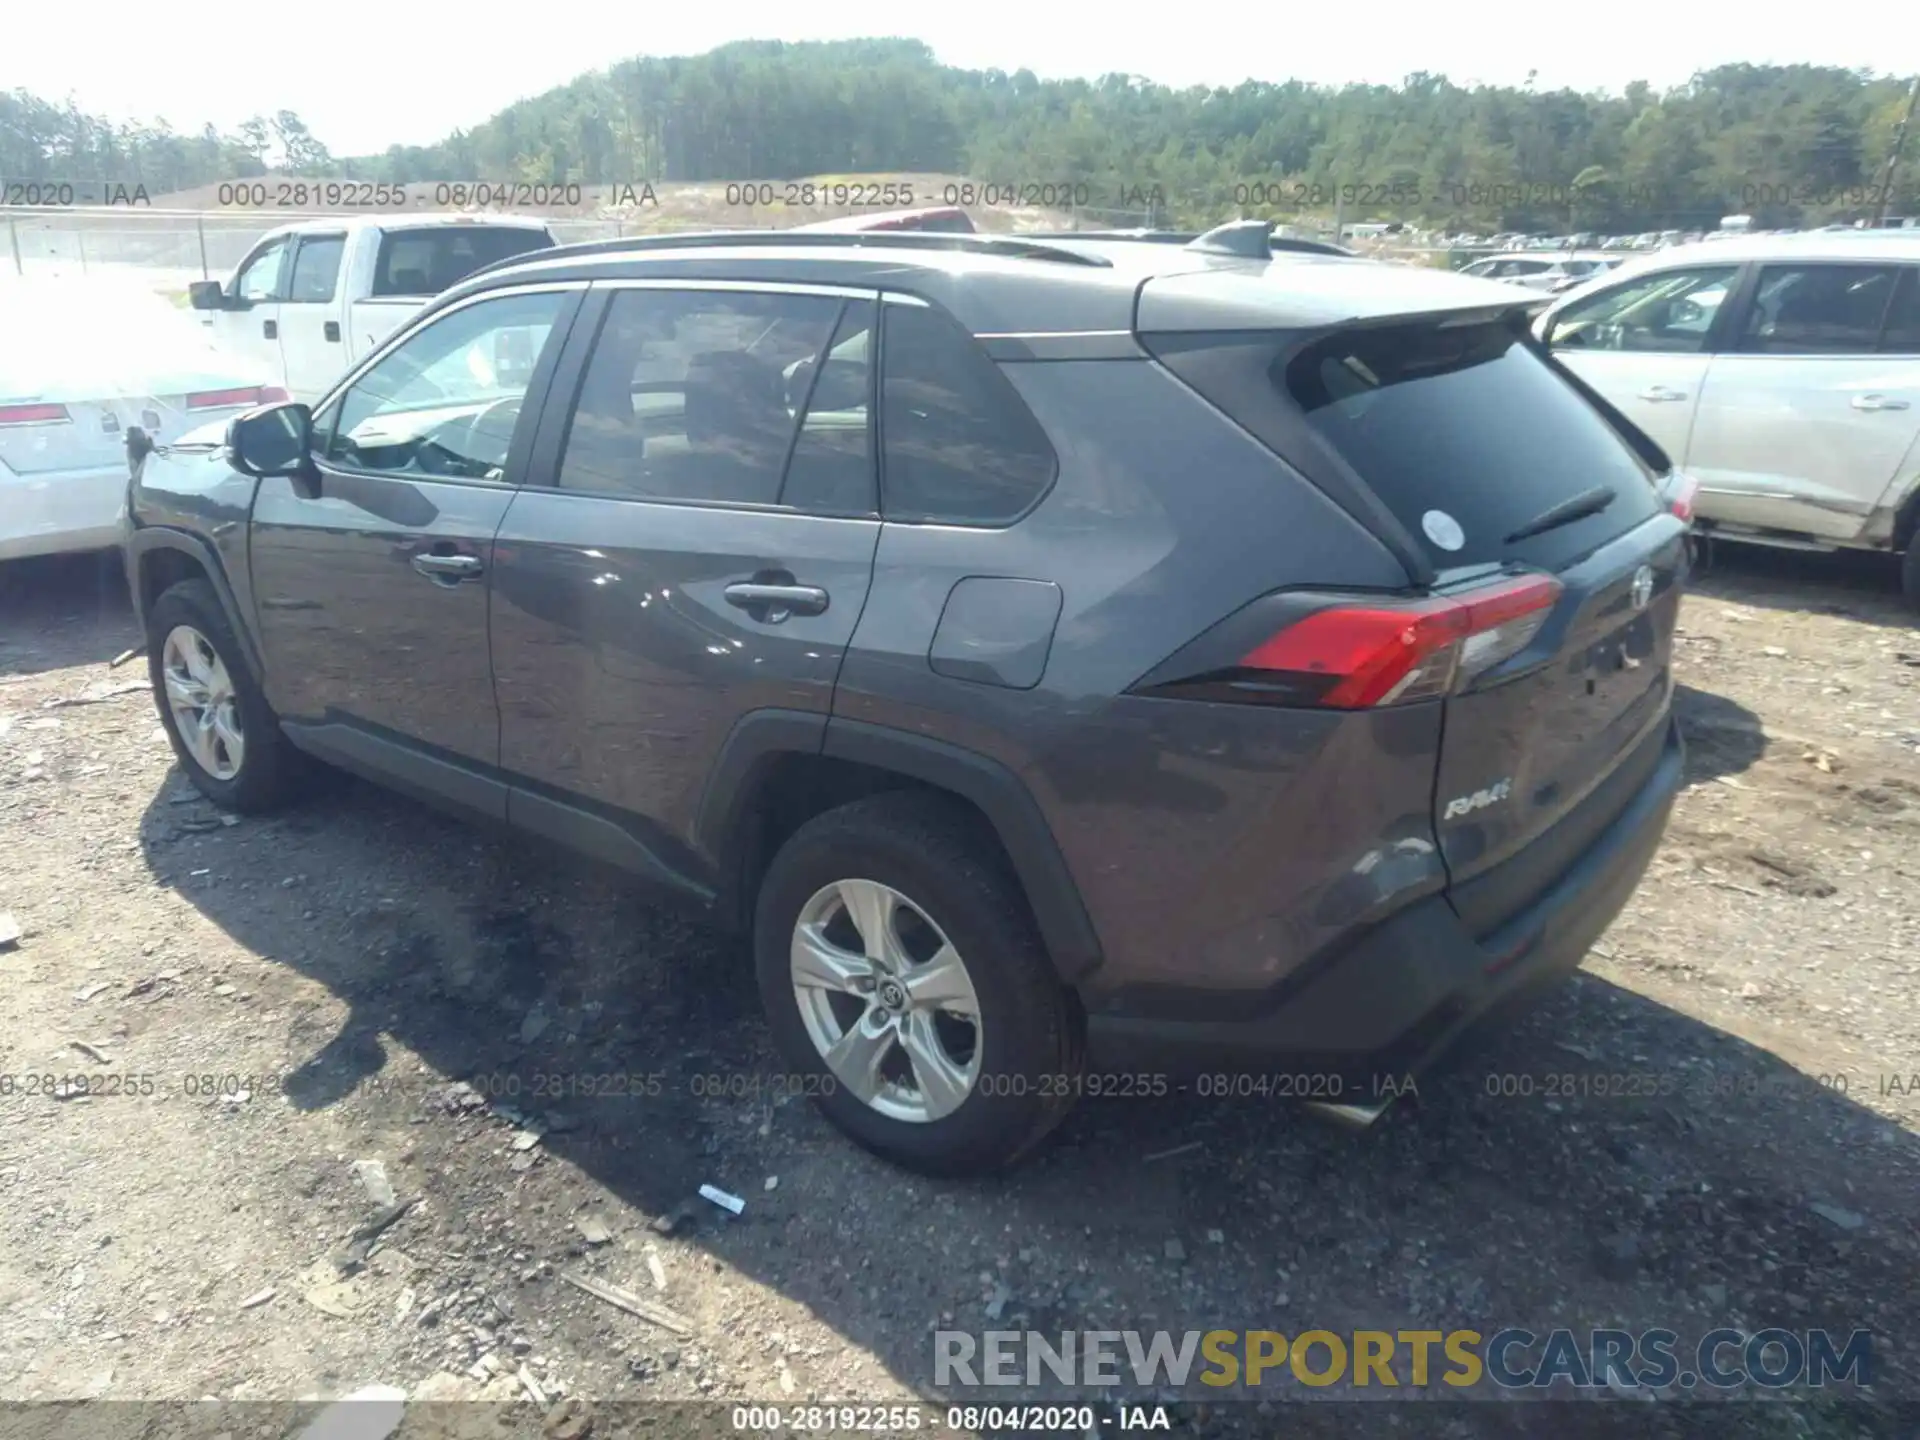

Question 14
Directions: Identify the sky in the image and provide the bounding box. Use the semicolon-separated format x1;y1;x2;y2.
7;0;1918;157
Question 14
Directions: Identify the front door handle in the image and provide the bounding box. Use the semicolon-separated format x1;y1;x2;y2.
412;553;484;583
263;319;278;340
1851;393;1910;412
1637;385;1688;402
324;320;341;343
724;581;828;621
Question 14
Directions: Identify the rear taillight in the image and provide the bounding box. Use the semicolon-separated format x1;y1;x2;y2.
0;403;71;427
1219;575;1563;710
187;385;288;410
1663;471;1699;523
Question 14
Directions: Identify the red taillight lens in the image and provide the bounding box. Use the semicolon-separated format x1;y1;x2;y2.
0;402;71;426
187;385;285;410
1242;600;1467;708
1240;574;1562;709
1664;472;1699;523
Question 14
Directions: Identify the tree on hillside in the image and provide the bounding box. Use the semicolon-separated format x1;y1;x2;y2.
4;55;1917;228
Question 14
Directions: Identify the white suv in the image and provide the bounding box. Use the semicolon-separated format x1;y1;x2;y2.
1537;233;1920;606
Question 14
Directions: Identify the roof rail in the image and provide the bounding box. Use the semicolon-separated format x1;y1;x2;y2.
461;226;1112;284
1024;227;1355;258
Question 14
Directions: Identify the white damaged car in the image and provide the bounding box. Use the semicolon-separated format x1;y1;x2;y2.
1;278;285;563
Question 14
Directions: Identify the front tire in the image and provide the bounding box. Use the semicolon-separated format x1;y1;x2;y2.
1902;539;1920;613
753;791;1084;1176
147;578;302;813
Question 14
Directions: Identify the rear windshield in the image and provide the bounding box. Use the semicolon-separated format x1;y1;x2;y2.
370;226;554;297
1152;319;1661;573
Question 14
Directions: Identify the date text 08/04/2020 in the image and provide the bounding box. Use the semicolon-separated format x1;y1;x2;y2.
727;1404;1171;1433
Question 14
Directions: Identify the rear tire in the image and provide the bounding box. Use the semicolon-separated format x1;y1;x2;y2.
146;579;303;813
753;791;1084;1176
1902;540;1920;613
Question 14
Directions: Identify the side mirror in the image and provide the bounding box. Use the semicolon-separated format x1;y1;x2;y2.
228;402;315;483
188;280;234;312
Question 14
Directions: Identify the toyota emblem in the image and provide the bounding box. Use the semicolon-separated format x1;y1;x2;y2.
1629;564;1655;611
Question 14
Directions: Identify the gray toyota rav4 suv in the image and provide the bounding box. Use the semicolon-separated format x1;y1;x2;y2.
124;222;1688;1175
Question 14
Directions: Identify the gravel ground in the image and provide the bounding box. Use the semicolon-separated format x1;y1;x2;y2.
0;547;1916;1440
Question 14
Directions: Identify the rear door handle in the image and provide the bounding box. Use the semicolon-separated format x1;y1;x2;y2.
1637;386;1688;402
723;582;828;620
262;319;278;340
412;553;484;582
1851;393;1910;412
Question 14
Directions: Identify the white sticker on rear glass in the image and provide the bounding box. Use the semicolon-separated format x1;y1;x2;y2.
1422;510;1466;551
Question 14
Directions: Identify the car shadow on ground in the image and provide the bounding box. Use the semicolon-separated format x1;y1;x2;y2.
0;553;140;677
1671;683;1767;786
134;746;1919;1427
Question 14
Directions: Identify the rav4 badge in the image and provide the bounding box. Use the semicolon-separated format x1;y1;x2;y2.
1444;779;1513;820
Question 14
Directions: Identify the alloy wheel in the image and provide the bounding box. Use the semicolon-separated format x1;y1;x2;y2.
161;624;245;782
789;878;983;1123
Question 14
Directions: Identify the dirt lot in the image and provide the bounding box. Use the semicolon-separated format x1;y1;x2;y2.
1;547;1916;1438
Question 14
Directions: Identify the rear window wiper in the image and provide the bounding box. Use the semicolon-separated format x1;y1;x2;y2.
1503;484;1615;545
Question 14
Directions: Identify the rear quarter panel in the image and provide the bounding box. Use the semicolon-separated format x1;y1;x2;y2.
832;357;1447;1008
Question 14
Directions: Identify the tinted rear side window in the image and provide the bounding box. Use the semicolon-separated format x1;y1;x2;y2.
880;303;1056;525
1152;320;1662;573
1735;265;1900;354
371;227;553;297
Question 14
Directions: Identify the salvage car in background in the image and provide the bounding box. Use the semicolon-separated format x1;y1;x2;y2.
0;278;282;563
1461;252;1619;292
1538;232;1920;605
188;215;556;404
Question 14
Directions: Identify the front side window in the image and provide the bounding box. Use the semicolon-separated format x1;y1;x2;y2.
879;302;1057;525
1735;264;1900;354
555;287;861;509
324;290;566;480
1548;266;1739;354
234;238;289;302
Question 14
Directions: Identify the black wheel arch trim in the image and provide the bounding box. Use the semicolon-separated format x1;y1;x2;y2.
125;526;265;681
695;709;1103;984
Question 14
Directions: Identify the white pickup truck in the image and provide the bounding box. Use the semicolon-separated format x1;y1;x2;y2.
187;215;556;404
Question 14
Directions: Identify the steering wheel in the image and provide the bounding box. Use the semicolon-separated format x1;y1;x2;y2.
1561;321;1624;350
413;396;524;478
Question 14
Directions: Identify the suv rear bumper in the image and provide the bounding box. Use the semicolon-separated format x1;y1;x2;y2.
1084;715;1683;1087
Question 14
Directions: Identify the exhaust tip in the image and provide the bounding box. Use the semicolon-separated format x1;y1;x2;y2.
1302;1097;1396;1131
